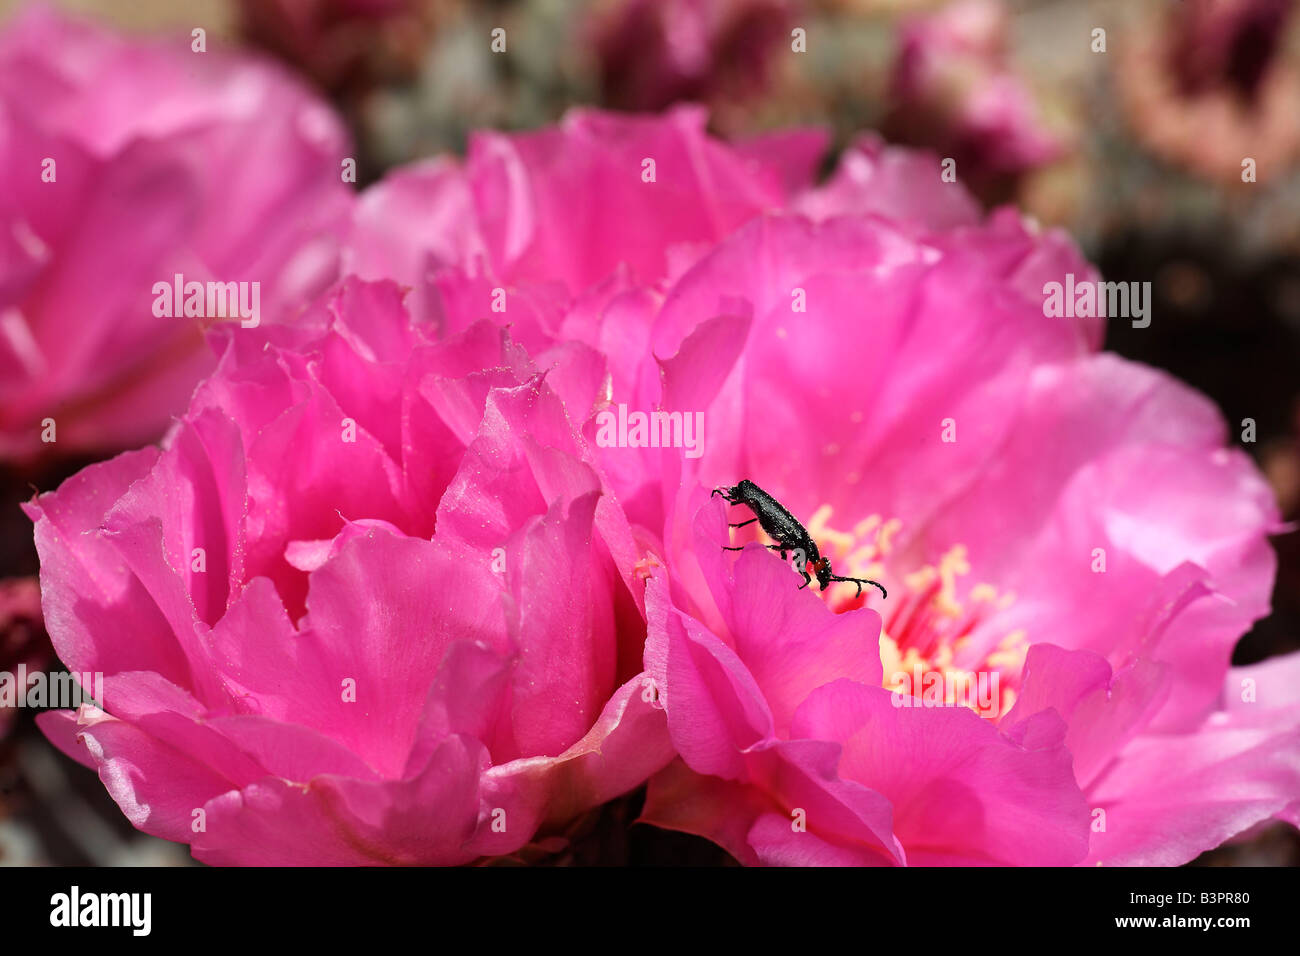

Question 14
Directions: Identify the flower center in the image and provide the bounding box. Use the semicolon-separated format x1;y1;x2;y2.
803;504;1028;720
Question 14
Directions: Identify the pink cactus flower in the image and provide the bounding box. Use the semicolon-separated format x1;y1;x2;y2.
344;108;1295;865
0;5;354;463
506;116;1286;866
27;277;673;864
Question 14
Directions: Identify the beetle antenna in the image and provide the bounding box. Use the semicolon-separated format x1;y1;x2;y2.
829;574;887;600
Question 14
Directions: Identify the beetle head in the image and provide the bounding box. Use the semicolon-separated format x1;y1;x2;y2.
813;556;834;589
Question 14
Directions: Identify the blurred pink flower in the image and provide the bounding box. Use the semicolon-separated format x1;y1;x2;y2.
1169;0;1293;100
589;0;796;113
27;277;671;864
1119;0;1300;182
0;5;353;463
885;0;1064;199
0;576;46;739
235;0;431;92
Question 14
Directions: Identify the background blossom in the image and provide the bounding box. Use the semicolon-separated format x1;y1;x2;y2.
0;4;353;462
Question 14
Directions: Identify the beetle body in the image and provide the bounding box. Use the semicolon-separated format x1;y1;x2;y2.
713;479;887;599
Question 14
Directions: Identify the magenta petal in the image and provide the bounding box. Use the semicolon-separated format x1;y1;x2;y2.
344;157;485;320
240;372;409;617
640;757;771;866
205;715;381;782
1005;643;1171;788
0;4;352;461
474;673;674;857
24;449;191;683
202;575;369;747
465;105;788;291
733;127;831;195
35;709;97;769
743;738;904;865
73;713;238;843
299;526;508;778
194;735;487;866
747;812;897;867
796;133;981;230
792;679;1090;864
711;542;885;736
504;492;614;758
644;573;773;779
1085;701;1300;866
409;640;515;769
1225;650;1300;712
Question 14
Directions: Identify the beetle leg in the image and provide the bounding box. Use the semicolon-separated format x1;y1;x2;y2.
798;571;812;589
729;518;758;528
722;545;746;551
829;574;887;599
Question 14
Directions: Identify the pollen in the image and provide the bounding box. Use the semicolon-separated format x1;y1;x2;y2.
812;507;1028;721
634;553;663;581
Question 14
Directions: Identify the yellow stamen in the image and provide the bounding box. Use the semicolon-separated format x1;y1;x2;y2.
811;507;1030;721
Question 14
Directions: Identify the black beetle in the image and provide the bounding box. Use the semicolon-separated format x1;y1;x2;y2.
712;479;887;599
